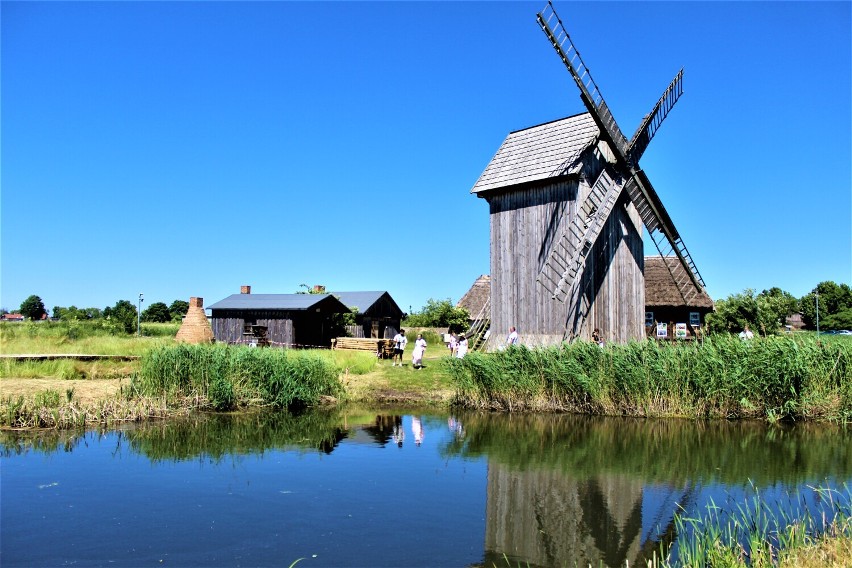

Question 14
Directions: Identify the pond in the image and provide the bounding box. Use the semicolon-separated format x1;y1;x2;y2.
2;409;850;567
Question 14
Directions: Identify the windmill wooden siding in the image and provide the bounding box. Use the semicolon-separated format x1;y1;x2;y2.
473;113;645;346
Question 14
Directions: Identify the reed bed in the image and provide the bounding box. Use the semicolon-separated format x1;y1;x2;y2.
133;343;344;411
1;389;181;429
446;335;852;421
652;484;852;567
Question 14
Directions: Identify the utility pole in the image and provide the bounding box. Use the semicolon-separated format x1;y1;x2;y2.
815;291;820;336
138;293;144;337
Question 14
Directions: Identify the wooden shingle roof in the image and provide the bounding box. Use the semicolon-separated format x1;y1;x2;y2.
471;113;598;194
645;257;714;309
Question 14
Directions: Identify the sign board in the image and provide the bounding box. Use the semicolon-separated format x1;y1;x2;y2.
689;312;701;326
656;323;668;338
675;323;688;339
645;312;655;327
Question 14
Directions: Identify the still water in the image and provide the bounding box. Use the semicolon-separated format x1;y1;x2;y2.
2;409;850;567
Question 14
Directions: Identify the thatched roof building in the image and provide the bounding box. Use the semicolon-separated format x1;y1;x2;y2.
457;275;491;321
175;297;214;344
644;256;714;338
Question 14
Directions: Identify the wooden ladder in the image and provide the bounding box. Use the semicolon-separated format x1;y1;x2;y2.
537;167;622;302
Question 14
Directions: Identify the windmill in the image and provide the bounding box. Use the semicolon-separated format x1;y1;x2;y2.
533;1;707;337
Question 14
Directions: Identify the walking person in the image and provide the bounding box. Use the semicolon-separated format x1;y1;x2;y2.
456;334;468;358
412;333;427;369
447;332;458;357
392;329;407;366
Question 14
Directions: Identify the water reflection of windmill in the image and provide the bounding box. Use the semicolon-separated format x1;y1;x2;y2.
484;464;696;567
472;2;708;345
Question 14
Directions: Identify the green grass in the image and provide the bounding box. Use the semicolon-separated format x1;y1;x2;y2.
1;320;176;355
446;334;852;421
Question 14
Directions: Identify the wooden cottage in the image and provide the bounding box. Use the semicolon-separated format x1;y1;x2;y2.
330;291;403;339
644;257;715;339
472;114;645;347
207;286;349;348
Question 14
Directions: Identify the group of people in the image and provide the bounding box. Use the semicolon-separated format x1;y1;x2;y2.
446;332;468;358
391;326;522;366
391;329;428;369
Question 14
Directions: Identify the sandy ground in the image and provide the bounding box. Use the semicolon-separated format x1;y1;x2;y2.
1;378;124;404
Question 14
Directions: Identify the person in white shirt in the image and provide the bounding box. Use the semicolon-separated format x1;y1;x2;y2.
456;334;468;358
739;325;754;340
392;329;407;366
507;326;519;346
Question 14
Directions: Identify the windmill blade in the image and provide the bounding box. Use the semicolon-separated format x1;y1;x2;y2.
624;170;707;299
628;69;684;165
536;2;630;157
538;1;707;301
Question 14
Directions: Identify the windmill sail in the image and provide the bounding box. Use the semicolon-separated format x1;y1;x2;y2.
536;1;706;303
628;69;683;165
537;167;623;301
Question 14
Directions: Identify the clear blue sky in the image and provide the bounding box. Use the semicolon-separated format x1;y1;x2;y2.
2;1;850;316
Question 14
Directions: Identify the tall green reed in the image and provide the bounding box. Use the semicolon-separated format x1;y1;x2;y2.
446;335;852;421
135;344;344;410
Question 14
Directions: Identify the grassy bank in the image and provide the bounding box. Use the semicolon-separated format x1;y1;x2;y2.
446;334;852;421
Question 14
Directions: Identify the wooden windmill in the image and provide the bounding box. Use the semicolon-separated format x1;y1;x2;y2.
471;2;708;346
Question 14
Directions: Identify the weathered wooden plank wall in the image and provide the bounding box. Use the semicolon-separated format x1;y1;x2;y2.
211;314;294;346
257;317;294;346
212;316;243;344
487;170;644;346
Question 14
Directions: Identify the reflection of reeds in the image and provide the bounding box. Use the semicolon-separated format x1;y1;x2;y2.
446;335;852;421
652;484;852;567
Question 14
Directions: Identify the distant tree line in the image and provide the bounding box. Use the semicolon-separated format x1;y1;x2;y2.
4;295;191;334
706;281;852;336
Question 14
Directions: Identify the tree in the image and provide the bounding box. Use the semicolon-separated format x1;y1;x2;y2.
403;298;470;332
142;302;171;323
168;300;189;322
104;300;138;334
800;281;852;330
755;287;799;334
55;306;102;321
19;295;46;321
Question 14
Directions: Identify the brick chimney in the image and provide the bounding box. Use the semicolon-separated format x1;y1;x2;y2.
240;285;251;294
189;297;203;308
